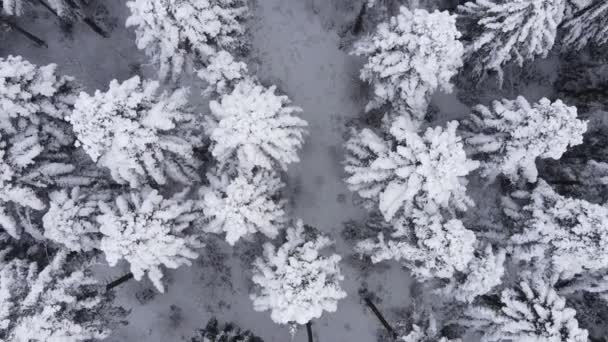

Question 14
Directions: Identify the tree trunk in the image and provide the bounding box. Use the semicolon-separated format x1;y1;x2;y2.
306;321;313;342
364;297;397;339
35;0;60;17
1;19;47;47
36;0;109;38
352;3;366;34
82;17;108;38
106;272;134;291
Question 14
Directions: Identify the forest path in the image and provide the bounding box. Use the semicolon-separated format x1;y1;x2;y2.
249;0;413;341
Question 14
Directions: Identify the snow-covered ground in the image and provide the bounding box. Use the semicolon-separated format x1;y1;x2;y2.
2;0;416;341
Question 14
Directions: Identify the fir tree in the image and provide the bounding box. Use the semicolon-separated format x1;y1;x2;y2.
459;0;566;85
97;189;203;292
206;78;308;172
352;6;463;124
191;318;263;342
126;0;249;80
69;76;202;188
462;96;587;183
250;221;346;325
464;275;588;342
0;56;86;239
199;168;286;246
562;0;608;50
0;251;125;342
345;119;478;222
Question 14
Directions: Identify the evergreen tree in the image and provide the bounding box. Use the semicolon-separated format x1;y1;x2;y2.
509;180;608;279
462;96;587;183
562;0;608;50
397;313;460;342
357;212;476;280
42;187;108;252
197;50;248;97
464;275;588;342
250;221;346;325
437;244;506;303
126;0;249;80
199;168;286;246
69;76;202;188
206;78;308;172
191;318;263;342
352;6;463;125
0;251;125;342
345;119;478;222
97;189;203;292
0;56;86;239
1;0;24;15
459;0;566;85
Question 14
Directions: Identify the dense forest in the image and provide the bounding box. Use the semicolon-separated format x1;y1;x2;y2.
1;0;608;341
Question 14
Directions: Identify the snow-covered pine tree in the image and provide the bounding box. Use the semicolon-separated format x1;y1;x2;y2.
464;275;588;342
396;313;461;342
437;244;506;303
250;221;346;325
357;211;476;280
197;50;248;97
344;119;478;222
206;78;308;172
199;168;286;246
97;189;203;292
458;0;565;85
191;318;263;342
126;0;249;81
509;179;608;279
462;96;587;183
562;0;608;50
0;56;87;239
69;76;202;188
0;250;125;342
1;0;24;15
42;187;110;252
352;6;463;124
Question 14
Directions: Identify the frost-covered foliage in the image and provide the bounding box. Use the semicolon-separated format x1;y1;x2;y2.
206;79;307;172
197;50;248;96
1;0;24;15
398;314;461;342
459;0;565;84
191;318;263;342
463;96;587;183
352;6;463;122
126;0;249;80
250;221;346;325
345;119;478;221
562;0;608;50
0;56;84;239
464;275;588;342
0;251;123;342
437;245;506;303
510;180;608;279
70;76;201;188
357;212;476;280
42;187;107;252
97;189;202;292
46;0;86;22
199;168;286;245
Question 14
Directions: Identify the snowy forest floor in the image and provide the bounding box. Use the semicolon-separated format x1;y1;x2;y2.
1;0;416;341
